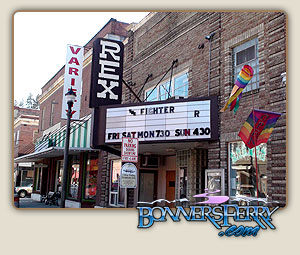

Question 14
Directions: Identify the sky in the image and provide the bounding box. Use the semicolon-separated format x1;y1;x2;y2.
13;11;149;104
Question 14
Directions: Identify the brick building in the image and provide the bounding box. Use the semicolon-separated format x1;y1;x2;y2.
14;106;39;187
15;12;287;208
14;18;132;207
93;12;287;208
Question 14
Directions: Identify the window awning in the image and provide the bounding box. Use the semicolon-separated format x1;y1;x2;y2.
14;146;99;163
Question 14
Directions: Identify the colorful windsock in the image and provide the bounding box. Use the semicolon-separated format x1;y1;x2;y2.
220;65;254;113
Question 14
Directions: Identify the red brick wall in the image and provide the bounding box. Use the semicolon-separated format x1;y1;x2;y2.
96;12;287;206
14;123;38;157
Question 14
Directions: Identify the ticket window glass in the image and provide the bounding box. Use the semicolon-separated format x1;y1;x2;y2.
84;153;98;200
109;159;125;206
68;156;80;199
229;142;267;198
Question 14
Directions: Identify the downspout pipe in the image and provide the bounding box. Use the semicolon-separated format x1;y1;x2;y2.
205;32;215;96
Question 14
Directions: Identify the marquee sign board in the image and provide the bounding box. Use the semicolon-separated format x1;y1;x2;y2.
90;96;218;148
121;137;139;163
61;44;84;120
89;38;124;108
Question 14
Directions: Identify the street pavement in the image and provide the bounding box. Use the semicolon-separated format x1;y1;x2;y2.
17;197;59;208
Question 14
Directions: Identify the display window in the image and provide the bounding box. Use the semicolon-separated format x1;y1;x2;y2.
109;159;125;207
20;170;34;186
34;167;42;191
55;161;63;192
84;153;98;200
229;141;267;198
68;156;80;199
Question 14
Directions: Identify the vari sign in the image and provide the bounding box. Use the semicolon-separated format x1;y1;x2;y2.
61;44;84;120
104;97;218;144
89;38;124;107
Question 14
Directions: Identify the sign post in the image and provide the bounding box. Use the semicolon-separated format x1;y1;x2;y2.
121;137;138;208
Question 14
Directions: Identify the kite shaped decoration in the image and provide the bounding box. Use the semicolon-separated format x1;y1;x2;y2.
220;65;254;113
238;109;281;149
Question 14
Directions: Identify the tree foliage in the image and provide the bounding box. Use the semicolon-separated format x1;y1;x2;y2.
15;93;40;109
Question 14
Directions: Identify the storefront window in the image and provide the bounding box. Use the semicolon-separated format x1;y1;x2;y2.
35;167;42;191
229;141;267;198
84;153;98;200
55;161;63;192
109;159;125;206
68;156;80;199
179;167;187;198
20;169;34;186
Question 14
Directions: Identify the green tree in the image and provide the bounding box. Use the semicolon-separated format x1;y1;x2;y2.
18;99;25;108
26;93;34;108
32;94;40;109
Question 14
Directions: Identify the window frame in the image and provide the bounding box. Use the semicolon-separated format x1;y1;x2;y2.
232;37;259;93
228;141;268;200
41;107;46;131
109;159;126;207
67;155;80;200
83;153;98;201
144;69;189;102
54;160;63;192
15;130;20;145
34;167;42;192
49;101;56;126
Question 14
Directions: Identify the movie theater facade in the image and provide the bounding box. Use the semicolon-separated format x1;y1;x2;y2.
14;12;287;209
93;12;287;208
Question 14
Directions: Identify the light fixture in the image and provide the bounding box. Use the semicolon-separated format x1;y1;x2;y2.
65;87;77;104
205;32;215;41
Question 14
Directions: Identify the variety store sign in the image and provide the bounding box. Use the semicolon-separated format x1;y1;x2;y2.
104;97;218;144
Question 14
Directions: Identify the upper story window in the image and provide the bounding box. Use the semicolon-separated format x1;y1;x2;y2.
41;107;45;131
104;33;126;42
145;71;189;102
233;38;259;93
50;101;55;126
15;130;20;145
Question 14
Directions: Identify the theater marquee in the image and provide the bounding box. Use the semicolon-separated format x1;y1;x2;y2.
91;96;218;148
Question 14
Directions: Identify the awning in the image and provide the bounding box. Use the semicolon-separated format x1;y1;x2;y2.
14;146;99;163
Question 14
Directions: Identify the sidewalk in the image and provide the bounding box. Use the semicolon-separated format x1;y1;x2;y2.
18;197;59;208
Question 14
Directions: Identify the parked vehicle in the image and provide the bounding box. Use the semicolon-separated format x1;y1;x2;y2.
14;184;33;198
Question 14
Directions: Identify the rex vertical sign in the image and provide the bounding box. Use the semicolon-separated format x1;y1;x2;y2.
89;38;124;107
121;137;139;163
61;44;83;120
